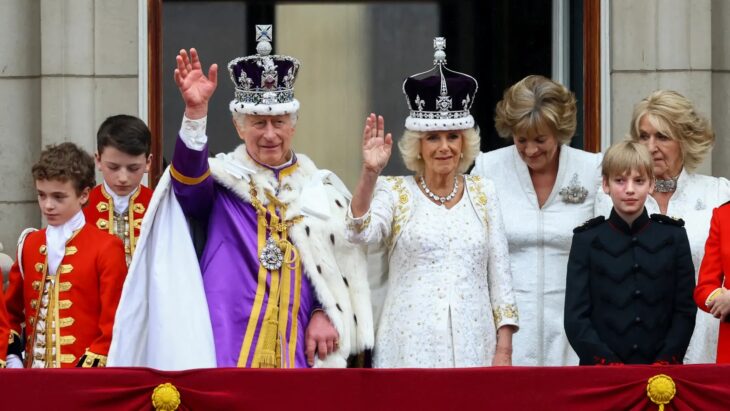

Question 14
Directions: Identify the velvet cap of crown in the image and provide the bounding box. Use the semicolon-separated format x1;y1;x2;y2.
227;24;300;115
402;37;478;131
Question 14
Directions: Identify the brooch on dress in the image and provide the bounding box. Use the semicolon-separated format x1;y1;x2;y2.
559;173;589;204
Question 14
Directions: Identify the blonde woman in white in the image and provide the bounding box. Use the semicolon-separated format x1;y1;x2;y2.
346;38;518;368
471;75;603;366
595;90;730;363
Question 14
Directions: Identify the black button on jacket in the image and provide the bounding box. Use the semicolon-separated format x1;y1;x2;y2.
564;208;696;365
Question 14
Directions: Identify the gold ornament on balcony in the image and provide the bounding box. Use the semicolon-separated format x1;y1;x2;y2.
646;374;675;411
152;382;181;411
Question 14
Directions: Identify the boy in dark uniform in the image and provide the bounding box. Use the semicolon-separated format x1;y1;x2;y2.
564;141;696;365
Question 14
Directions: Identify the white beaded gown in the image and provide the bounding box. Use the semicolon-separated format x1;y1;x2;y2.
346;175;518;368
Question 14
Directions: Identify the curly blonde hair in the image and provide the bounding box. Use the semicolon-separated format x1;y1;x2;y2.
397;128;480;175
494;75;577;144
629;90;714;172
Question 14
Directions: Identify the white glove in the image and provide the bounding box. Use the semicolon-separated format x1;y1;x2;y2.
6;354;23;368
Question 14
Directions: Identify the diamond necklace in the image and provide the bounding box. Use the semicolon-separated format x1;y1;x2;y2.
419;175;459;206
654;175;679;193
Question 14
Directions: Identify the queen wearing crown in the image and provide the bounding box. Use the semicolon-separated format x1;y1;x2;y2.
345;38;518;368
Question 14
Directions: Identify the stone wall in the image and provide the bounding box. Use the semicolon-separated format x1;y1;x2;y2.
0;0;140;258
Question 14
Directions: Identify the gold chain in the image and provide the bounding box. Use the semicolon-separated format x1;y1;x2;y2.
249;184;304;234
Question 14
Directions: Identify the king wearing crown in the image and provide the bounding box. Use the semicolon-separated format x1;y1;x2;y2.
109;25;373;369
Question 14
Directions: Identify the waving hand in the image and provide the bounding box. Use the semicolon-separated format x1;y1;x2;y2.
174;48;218;119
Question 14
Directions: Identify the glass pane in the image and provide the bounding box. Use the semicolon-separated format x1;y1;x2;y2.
162;1;554;185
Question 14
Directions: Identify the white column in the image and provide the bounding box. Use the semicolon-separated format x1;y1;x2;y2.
0;0;42;258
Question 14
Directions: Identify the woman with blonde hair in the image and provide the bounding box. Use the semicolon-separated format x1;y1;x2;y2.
597;89;730;363
346;38;518;368
471;75;603;366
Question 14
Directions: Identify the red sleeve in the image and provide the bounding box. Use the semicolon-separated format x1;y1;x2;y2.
87;235;128;356
0;269;9;364
5;258;25;338
694;207;725;311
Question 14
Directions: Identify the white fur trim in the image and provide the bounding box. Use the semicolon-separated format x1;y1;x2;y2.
229;99;300;116
405;114;474;131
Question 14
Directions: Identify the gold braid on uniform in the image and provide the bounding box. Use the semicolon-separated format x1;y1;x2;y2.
249;183;304;367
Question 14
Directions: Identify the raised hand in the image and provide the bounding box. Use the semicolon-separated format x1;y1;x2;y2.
174;48;218;119
362;113;393;175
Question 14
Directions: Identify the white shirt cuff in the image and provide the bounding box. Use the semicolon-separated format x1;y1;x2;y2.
179;115;208;151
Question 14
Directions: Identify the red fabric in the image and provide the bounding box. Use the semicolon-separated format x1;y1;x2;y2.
83;184;152;256
4;225;127;367
1;365;730;410
0;269;9;360
694;204;730;363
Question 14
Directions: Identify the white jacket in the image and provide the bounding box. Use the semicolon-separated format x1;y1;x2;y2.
472;145;602;365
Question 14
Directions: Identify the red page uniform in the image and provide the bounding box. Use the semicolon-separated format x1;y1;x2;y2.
5;225;127;368
83;184;152;265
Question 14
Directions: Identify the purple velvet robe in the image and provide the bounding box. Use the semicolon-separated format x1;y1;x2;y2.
171;138;317;368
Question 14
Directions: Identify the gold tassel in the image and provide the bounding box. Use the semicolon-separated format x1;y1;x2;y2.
258;305;280;368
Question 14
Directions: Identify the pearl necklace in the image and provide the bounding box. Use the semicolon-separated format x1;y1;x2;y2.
419;175;459;206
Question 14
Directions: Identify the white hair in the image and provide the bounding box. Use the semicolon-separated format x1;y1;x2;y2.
232;111;299;129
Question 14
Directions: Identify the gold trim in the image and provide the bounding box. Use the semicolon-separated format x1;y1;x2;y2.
133;202;146;214
60;354;77;364
59;317;75;328
465;175;489;226
384;176;410;252
59;300;72;309
346;212;371;234
152;383;181;411
59;264;73;274
80;351;108;368
133;219;142;229
59;335;76;345
59;282;72;292
32;280;41;291
493;304;519;327
39;245;47;255
170;164;211;185
99;185;115;235
35;262;44;272
30;299;38;309
64;246;78;256
237;199;272;367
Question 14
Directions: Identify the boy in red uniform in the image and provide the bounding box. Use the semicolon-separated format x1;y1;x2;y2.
84;115;153;265
5;143;127;368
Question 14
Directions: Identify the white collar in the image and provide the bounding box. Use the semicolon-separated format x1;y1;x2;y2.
46;210;85;276
103;180;136;213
